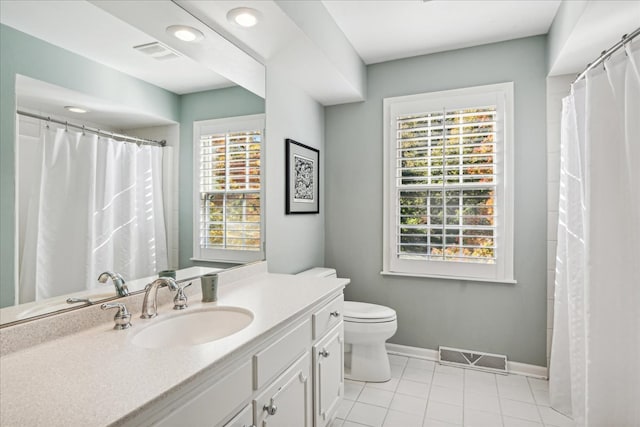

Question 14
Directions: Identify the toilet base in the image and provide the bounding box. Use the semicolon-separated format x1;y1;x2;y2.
344;342;391;382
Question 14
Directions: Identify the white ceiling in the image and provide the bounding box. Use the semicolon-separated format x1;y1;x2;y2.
322;0;562;65
2;0;637;112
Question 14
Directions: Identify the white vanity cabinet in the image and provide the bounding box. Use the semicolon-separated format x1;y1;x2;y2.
134;290;344;427
312;295;344;427
152;360;253;427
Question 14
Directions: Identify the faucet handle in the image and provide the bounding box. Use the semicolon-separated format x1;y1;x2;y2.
66;297;93;305
173;282;192;310
101;302;132;330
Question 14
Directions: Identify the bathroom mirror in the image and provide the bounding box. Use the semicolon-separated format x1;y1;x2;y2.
0;0;266;325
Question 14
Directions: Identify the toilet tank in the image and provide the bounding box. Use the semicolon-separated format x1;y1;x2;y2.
296;267;337;278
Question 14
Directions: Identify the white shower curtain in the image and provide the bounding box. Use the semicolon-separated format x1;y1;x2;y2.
549;40;640;425
20;125;168;301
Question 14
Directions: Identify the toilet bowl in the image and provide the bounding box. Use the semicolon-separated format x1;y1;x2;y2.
297;268;398;382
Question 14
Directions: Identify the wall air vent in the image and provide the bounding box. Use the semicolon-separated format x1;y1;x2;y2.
133;42;181;61
439;346;508;374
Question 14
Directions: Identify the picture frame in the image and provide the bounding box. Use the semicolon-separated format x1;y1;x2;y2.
285;138;319;214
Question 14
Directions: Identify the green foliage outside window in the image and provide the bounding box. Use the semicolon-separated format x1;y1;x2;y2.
199;130;262;251
397;108;496;263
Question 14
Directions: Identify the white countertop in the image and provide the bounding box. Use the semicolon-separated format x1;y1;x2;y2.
0;271;348;426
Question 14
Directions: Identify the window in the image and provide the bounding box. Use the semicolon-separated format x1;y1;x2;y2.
193;114;265;263
383;83;514;282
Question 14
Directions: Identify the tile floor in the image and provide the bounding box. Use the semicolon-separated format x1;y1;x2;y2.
332;354;575;427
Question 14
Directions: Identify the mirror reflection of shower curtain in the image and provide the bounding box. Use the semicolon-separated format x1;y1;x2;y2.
19;126;168;302
549;40;639;425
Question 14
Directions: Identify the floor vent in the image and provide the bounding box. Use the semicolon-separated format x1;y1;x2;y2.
438;346;508;374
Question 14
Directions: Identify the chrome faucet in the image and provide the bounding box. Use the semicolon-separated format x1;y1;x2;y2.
97;271;129;297
140;277;179;319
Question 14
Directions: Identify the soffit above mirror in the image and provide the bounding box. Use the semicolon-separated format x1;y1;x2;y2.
89;0;265;98
174;0;300;64
16;76;174;129
0;0;265;96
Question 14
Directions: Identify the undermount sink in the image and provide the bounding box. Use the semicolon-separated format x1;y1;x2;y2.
131;306;254;349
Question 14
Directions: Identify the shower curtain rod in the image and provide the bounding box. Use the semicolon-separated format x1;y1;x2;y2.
573;27;640;85
16;110;166;147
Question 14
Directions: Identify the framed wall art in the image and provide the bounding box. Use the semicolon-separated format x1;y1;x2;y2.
285;138;319;214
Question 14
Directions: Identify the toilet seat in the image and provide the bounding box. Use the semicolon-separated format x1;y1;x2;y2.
344;301;397;323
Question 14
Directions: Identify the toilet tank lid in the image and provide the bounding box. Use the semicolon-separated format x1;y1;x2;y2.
296;267;337;278
344;301;396;320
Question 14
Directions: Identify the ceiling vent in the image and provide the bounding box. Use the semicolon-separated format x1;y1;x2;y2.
133;42;181;61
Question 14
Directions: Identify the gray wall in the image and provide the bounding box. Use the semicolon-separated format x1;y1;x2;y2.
324;36;548;366
0;24;179;308
264;63;325;273
178;87;265;270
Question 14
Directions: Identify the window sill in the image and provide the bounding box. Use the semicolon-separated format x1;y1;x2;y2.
190;257;249;265
380;270;517;285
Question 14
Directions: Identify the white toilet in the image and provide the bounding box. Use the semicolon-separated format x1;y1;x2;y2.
297;267;398;382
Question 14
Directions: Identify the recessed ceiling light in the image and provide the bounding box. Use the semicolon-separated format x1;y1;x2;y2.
64;106;88;114
227;7;261;28
166;25;204;42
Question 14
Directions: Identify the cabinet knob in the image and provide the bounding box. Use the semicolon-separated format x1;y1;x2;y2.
319;349;330;358
263;403;278;416
330;310;340;317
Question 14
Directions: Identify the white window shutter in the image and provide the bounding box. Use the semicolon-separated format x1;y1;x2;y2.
383;83;514;282
193;114;265;263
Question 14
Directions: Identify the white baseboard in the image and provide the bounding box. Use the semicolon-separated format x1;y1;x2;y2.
386;343;439;361
507;360;548;379
386;343;548;379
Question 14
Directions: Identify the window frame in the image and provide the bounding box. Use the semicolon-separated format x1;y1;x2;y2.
382;83;515;283
192;114;265;264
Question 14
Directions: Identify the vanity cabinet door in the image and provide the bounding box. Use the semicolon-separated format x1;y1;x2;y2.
313;324;344;427
253;352;311;427
224;403;253;427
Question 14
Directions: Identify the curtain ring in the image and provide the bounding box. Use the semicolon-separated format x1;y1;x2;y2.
46;116;51;129
82;125;85;135
65;121;68;132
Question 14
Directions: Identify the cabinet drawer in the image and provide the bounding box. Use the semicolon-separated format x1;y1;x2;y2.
253;319;311;390
313;295;344;340
154;360;252;427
